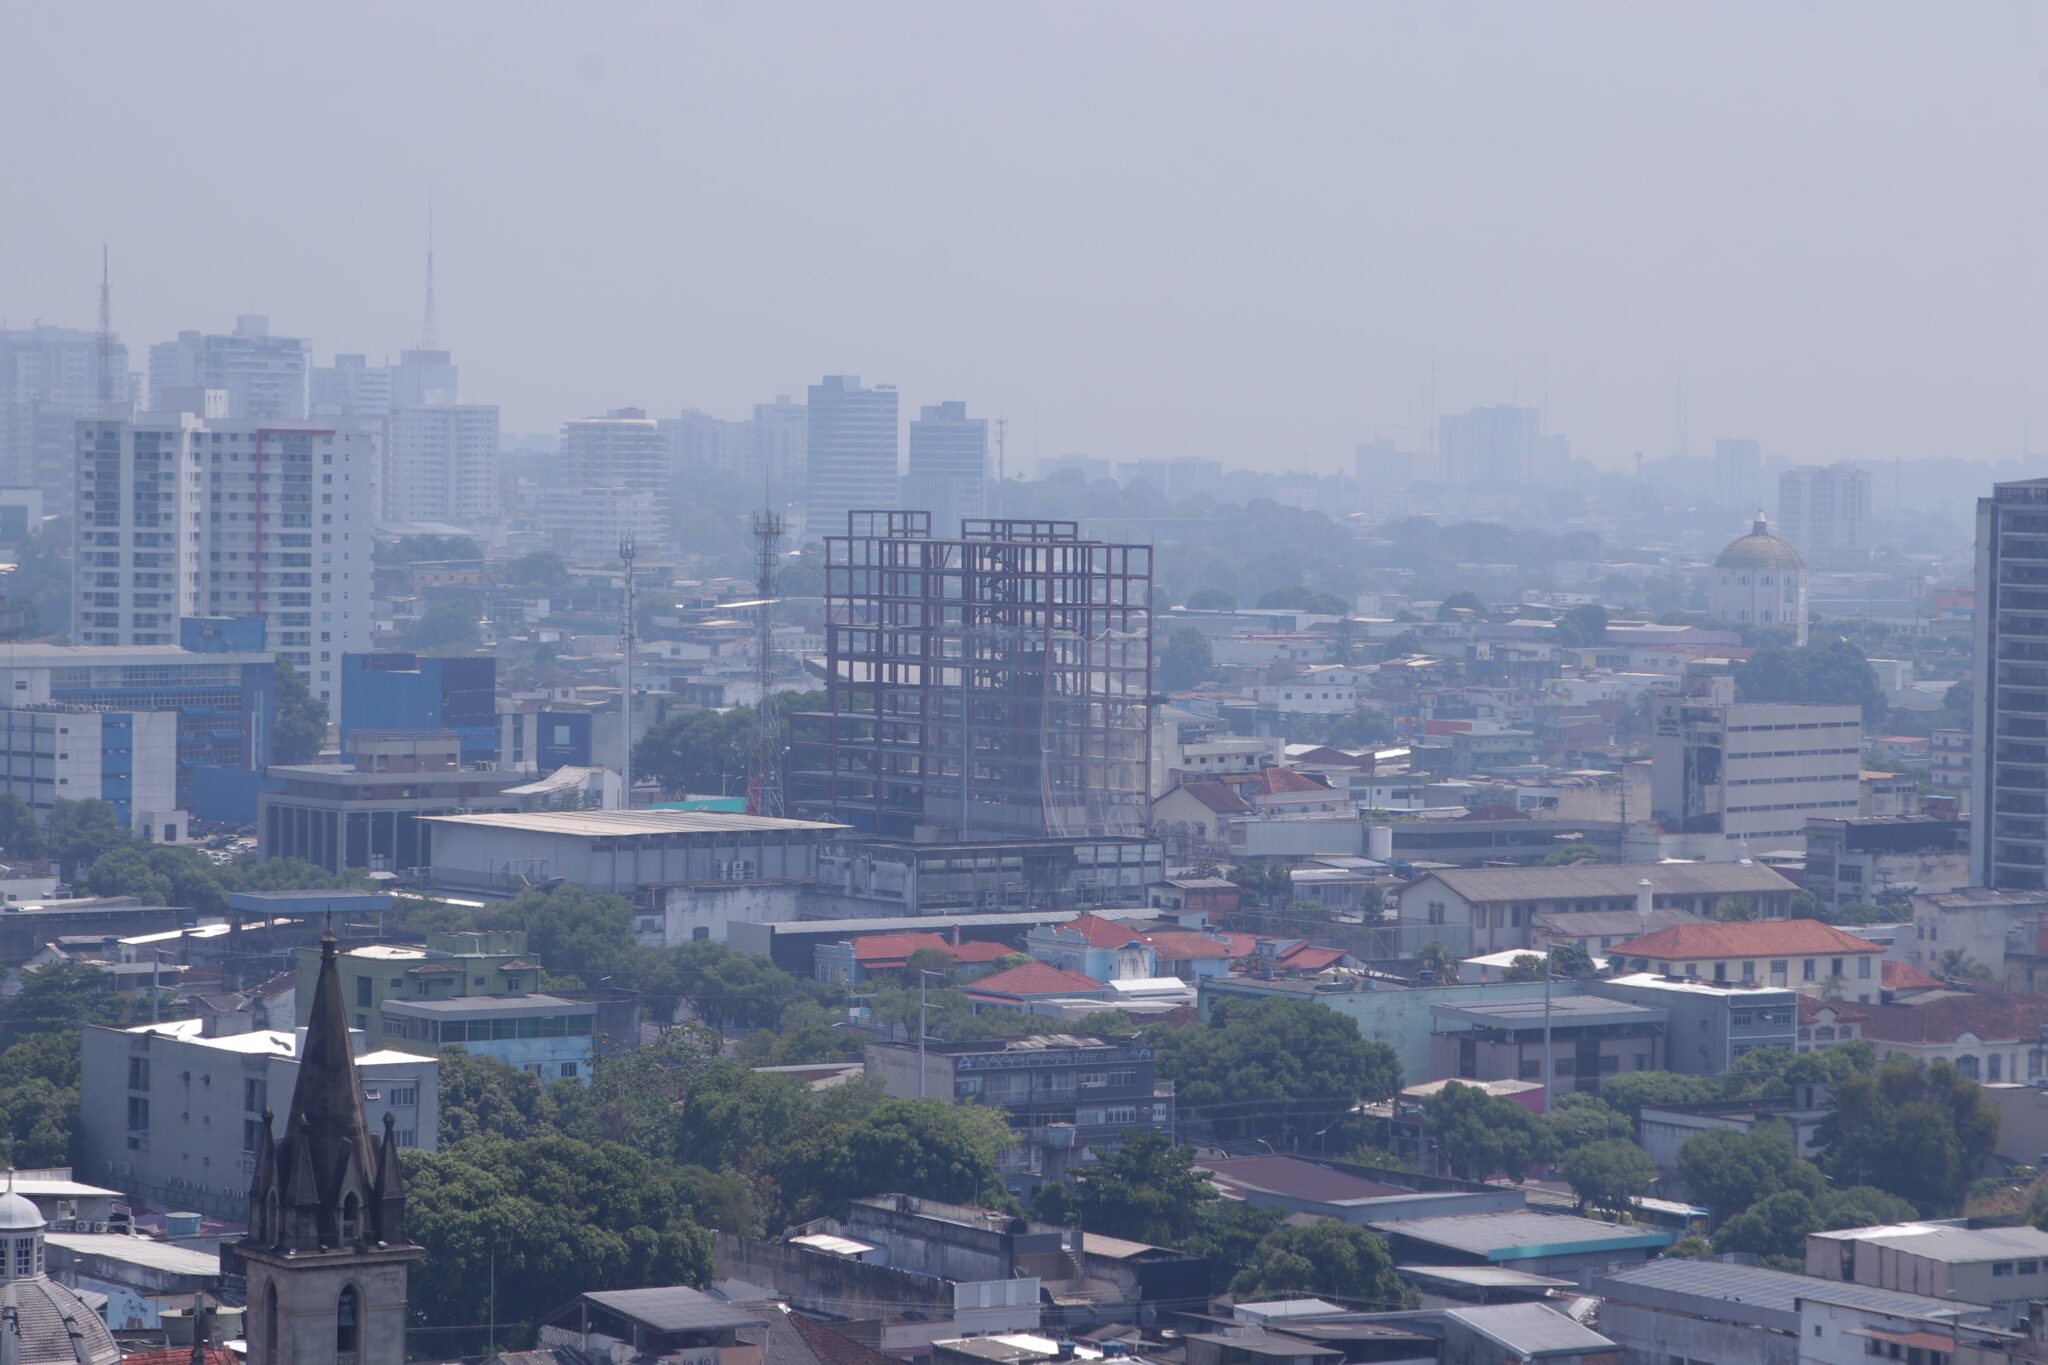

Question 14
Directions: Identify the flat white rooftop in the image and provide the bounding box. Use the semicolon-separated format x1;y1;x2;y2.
421;810;843;837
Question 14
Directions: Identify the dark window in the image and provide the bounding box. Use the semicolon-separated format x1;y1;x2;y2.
337;1284;360;1355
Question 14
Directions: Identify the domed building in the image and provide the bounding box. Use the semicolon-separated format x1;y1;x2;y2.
0;1174;120;1364
1711;514;1807;644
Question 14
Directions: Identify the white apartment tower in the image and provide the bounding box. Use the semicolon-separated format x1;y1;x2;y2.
388;404;500;529
1651;690;1862;858
1777;463;1872;569
562;410;668;534
149;315;311;420
75;409;374;710
805;375;898;540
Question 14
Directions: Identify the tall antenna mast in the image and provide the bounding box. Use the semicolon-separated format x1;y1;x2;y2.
96;244;116;417
993;417;1007;520
421;191;438;351
618;534;636;809
748;507;787;817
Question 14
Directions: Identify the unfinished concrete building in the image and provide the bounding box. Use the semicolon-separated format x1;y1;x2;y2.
796;512;1152;841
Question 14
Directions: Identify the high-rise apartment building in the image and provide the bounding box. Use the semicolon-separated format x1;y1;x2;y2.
904;401;987;535
310;354;396;416
1715;437;1764;512
752;394;807;491
1971;478;2048;890
388;405;500;529
805;376;898;540
1651;691;1862;858
1355;438;1417;493
1777;463;1872;568
1438;405;1539;486
149;315;310;420
74;410;374;710
564;409;668;532
660;408;748;479
0;324;132;513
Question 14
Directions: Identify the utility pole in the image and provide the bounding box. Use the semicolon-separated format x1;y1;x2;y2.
618;534;636;808
1541;949;1554;1115
749;509;786;817
917;969;928;1098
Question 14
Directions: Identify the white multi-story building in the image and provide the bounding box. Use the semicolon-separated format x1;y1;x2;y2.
309;354;395;416
1777;462;1872;569
805;375;898;541
1651;693;1863;857
904;401;987;535
148;316;309;421
565;410;668;534
76;1015;437;1220
388;404;499;529
752;394;807;489
539;484;662;562
0;324;133;510
74;408;375;711
0;705;183;840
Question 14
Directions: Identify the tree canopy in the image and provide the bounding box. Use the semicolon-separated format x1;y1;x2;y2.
1819;1056;1998;1213
1560;1138;1657;1216
272;656;328;764
1735;636;1885;724
1424;1081;1552;1182
1160;627;1214;691
1150;997;1401;1143
1229;1219;1416;1309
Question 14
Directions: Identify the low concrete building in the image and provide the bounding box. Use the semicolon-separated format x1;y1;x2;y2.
1441;1303;1618;1365
1909;887;2048;982
1606;919;1886;1001
421;808;844;944
1430;994;1667;1095
76;1017;438;1219
535;1286;768;1365
1193;1154;1521;1224
1804;816;1969;911
1586;974;1797;1075
42;1231;222;1331
1635;1097;1830;1171
1367;1210;1671;1279
1396;863;1798;959
1594;1257;1991;1365
811;835;1163;917
258;732;525;873
1807;1220;2048;1306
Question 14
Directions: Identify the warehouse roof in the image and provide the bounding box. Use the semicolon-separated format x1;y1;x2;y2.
1613;919;1885;961
1808;1221;2048;1262
420;810;844;836
1596;1257;1986;1322
579;1286;770;1332
1444;1304;1615;1357
1368;1210;1672;1262
1405;862;1794;905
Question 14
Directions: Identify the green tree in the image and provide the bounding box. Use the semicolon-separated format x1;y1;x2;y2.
1160;627;1215;691
1819;1057;1998;1213
271;656;329;764
1552;604;1609;648
1069;1130;1218;1246
1185;588;1238;611
42;799;135;876
1548;941;1596;977
1539;842;1599;866
0;793;45;859
1151;997;1401;1144
1436;591;1486;621
1735;636;1885;725
1675;1122;1821;1224
633;708;751;796
1543;1093;1633;1152
502;550;571;591
0;960;133;1034
402;601;483;654
1414;940;1459;983
1712;1189;1819;1264
1598;1070;1721;1119
437;1048;555;1144
771;1092;1015;1221
1425;1081;1553;1182
674;1060;812;1171
1229;1219;1416;1309
1710;895;1756;922
1503;954;1548;983
377;533;483;565
402;1135;711;1353
1561;1138;1658;1216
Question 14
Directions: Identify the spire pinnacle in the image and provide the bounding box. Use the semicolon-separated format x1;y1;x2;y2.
421;189;438;351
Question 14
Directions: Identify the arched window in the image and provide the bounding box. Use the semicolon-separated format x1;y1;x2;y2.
1957;1054;1981;1079
265;1284;278;1360
336;1284;360;1358
340;1192;362;1243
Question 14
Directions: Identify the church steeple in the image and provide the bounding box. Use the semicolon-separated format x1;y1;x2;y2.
240;928;421;1364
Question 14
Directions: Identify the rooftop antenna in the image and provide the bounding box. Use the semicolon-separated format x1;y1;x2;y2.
421;190;438;351
993;416;1007;520
748;505;787;817
96;244;116;417
618;534;636;808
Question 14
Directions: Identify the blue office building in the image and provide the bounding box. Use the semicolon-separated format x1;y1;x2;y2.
340;653;498;765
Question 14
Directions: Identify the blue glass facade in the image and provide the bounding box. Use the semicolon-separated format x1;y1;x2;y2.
340;653;498;765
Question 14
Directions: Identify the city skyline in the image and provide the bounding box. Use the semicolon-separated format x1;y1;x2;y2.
2;3;2041;474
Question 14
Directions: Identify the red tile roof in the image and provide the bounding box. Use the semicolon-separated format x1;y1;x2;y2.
1241;767;1332;796
963;962;1106;998
849;932;953;963
944;941;1015;963
1884;959;1944;991
1142;931;1233;960
1615;920;1884;961
1058;914;1150;948
1174;780;1252;814
1853;991;2048;1046
1275;944;1347;972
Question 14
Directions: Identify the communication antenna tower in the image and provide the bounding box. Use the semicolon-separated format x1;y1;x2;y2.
97;245;116;416
422;191;439;351
748;509;787;817
618;534;636;808
993;416;1007;519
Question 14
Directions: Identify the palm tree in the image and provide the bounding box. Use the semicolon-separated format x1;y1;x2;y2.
1937;948;1991;981
1416;941;1459;983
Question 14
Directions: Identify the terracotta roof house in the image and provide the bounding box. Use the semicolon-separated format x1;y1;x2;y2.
1609;919;1884;1001
961;962;1109;1011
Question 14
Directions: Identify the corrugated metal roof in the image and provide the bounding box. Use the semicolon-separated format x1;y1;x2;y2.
1445;1304;1614;1355
422;810;844;836
1595;1257;1988;1324
581;1286;770;1332
1412;862;1794;904
1368;1211;1672;1261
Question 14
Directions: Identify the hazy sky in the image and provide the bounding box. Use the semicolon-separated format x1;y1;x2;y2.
2;3;2042;473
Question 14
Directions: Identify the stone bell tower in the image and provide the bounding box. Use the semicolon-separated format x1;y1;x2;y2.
240;930;421;1364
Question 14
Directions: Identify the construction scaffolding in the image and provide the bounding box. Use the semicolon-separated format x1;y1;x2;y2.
795;511;1153;841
